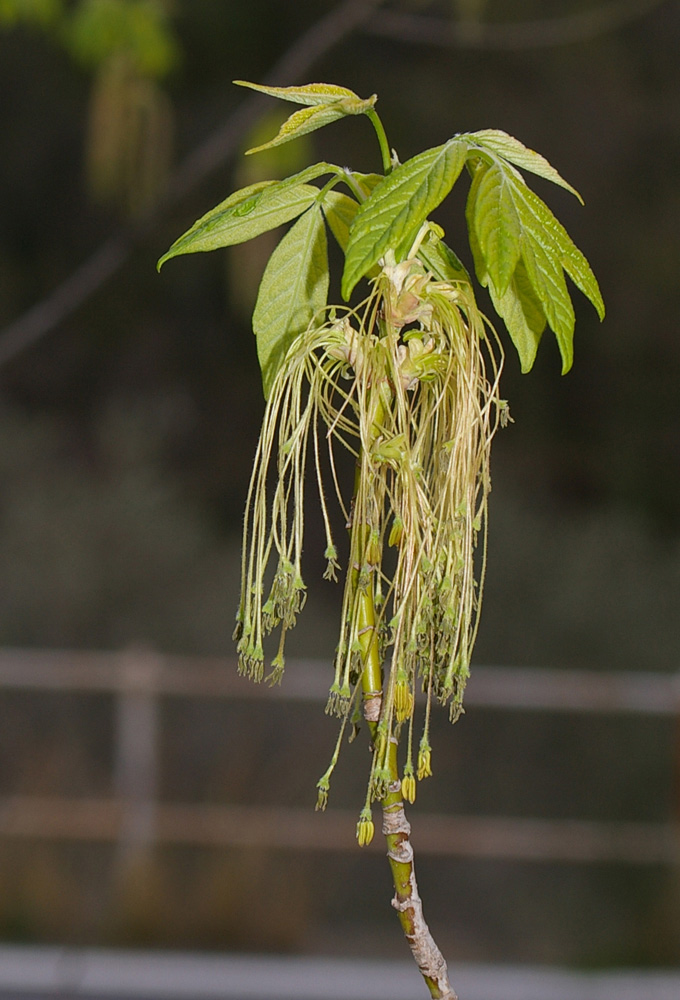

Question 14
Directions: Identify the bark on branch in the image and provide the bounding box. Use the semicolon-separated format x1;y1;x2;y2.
380;756;457;1000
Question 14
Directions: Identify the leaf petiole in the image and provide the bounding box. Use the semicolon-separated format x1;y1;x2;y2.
366;107;393;175
341;169;370;203
316;174;344;202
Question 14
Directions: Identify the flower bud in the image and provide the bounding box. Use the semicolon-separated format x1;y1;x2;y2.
394;677;414;723
316;772;331;811
356;808;375;847
401;772;416;804
417;740;432;781
388;515;404;547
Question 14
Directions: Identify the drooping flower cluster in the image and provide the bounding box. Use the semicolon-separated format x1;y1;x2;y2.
233;237;507;817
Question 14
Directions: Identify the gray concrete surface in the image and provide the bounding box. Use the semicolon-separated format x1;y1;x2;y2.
0;946;678;1000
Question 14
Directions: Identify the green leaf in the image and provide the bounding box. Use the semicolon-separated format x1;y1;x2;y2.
322;191;380;279
233;80;365;107
157;163;340;269
512;181;605;320
416;231;470;284
465;173;488;288
468;130;583;202
158;182;315;267
561;243;605;322
466;170;546;371
486;259;547;373
342;138;468;299
467;159;603;373
472;164;521;296
335;170;385;205
322;191;359;251
253;204;329;398
347;171;384;199
520;229;575;373
246;97;375;156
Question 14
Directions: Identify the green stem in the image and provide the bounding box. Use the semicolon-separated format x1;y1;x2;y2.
357;584;382;699
381;741;457;1000
353;392;457;1000
366;107;393;175
316;174;343;202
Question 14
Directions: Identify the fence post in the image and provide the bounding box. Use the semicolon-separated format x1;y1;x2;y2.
113;646;161;864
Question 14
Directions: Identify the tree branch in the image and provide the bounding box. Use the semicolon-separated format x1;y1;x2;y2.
381;747;457;1000
0;0;386;367
364;0;667;51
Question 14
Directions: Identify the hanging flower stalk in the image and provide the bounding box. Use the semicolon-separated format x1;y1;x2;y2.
159;80;604;1000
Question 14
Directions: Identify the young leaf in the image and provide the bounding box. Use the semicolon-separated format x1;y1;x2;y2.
253;204;329;397
157;162;341;269
467;130;583;202
511;180;605;320
322;191;380;280
158;183;314;267
486;259;547;373
246;97;376;156
472;164;521;296
322;190;359;251
234;80;364;107
465;177;488;288
467;158;603;373
416;230;470;284
344;170;384;200
519;226;576;373
341;138;468;299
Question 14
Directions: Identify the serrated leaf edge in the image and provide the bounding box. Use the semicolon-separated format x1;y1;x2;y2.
157;162;343;270
233;79;361;107
341;138;468;299
466;129;583;203
253;204;329;397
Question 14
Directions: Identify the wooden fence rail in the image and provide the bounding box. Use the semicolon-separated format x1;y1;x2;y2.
0;648;678;864
0;647;678;714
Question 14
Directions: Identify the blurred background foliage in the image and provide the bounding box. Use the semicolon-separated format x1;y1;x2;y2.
0;0;679;966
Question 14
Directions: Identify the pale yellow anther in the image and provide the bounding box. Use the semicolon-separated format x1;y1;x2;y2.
356;809;375;847
401;772;416;803
417;744;432;781
394;680;414;723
